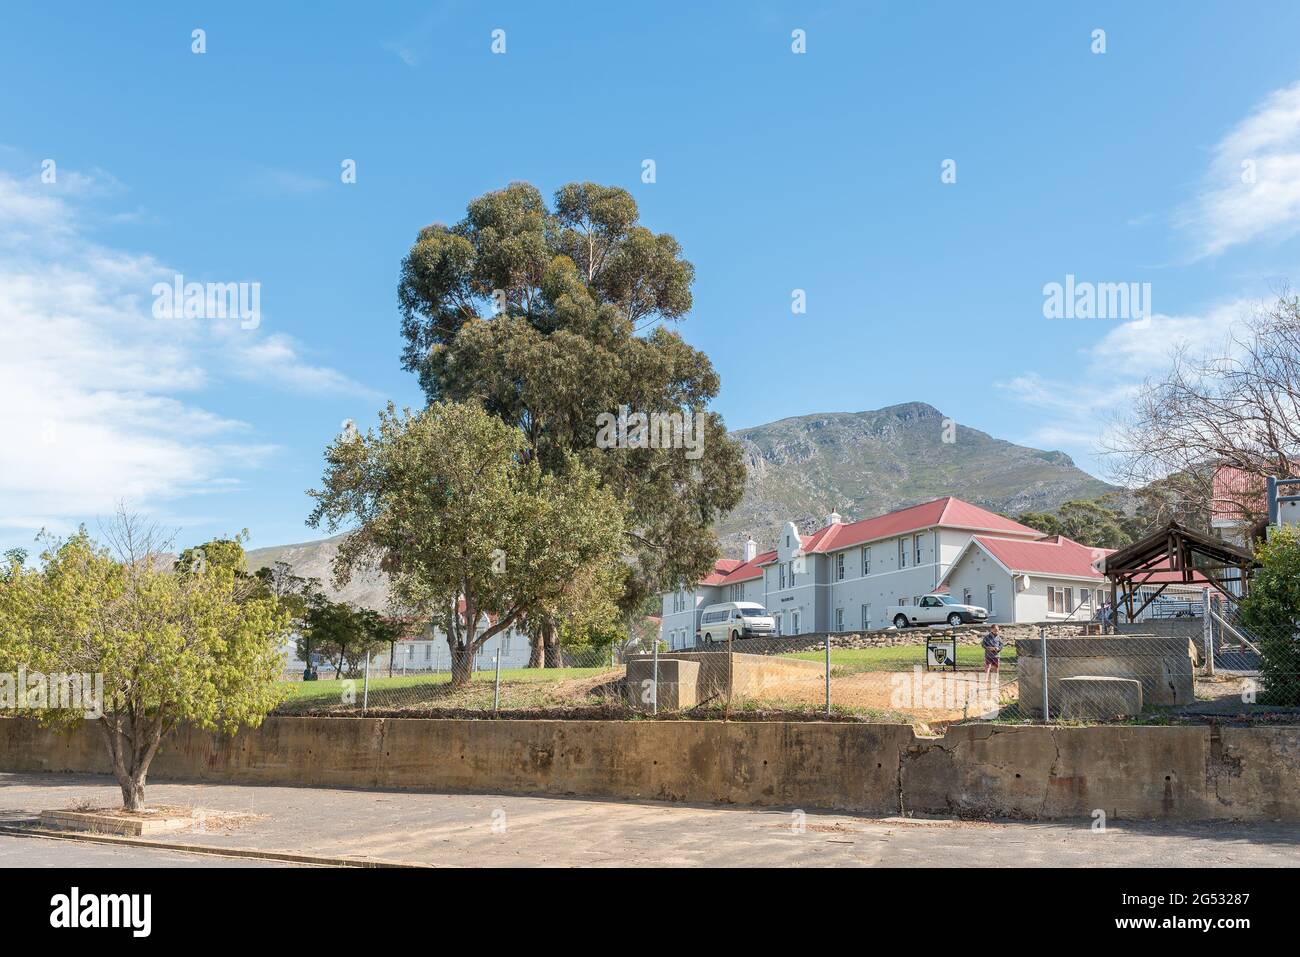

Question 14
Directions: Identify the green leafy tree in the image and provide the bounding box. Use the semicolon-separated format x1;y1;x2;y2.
308;401;624;685
0;513;288;810
1016;499;1132;549
1239;526;1300;706
359;609;407;677
174;532;250;578
252;560;315;626
298;594;381;678
396;181;743;617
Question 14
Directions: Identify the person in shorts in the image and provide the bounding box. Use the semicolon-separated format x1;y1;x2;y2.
982;624;1004;679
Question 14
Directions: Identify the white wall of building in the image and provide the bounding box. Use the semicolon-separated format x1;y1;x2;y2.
367;621;533;673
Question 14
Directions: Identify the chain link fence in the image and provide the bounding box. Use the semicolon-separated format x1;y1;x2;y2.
273;587;1299;725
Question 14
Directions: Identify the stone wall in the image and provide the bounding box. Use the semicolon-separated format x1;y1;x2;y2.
728;620;1092;656
3;716;1297;823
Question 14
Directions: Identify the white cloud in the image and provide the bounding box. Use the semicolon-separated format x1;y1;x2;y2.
1181;80;1300;258
0;167;372;535
996;300;1250;474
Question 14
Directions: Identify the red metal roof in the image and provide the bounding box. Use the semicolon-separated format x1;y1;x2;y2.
1211;465;1265;524
714;550;777;585
807;497;1041;553
693;497;1043;588
699;558;745;585
972;535;1109;579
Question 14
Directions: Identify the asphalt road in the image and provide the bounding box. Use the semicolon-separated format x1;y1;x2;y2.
1;772;1297;867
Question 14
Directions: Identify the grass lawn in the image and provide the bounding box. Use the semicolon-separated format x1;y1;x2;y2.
783;645;1018;673
276;666;616;712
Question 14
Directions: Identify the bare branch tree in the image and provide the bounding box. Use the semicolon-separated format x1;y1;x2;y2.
1107;291;1300;534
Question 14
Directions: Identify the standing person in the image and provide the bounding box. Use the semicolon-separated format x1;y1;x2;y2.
982;624;1004;681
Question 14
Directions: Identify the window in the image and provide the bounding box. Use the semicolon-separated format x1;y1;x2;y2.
861;603;872;629
425;644;432;661
914;534;923;564
791;610;801;635
1048;587;1074;614
898;538;908;568
730;583;744;601
835;553;845;581
779;563;786;590
835;608;844;631
773;612;783;635
862;546;871;576
963;587;972;606
987;585;996;616
788;560;796;585
899;597;909;606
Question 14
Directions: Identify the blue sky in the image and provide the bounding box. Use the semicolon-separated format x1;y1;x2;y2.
4;1;1300;555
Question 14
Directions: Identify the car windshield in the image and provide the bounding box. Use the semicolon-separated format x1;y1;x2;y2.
740;608;767;617
935;596;956;604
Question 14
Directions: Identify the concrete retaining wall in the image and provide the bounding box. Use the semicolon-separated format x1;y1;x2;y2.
624;651;824;702
1;717;1296;822
1016;635;1195;716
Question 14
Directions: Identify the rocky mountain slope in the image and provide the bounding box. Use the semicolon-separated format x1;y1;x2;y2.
720;401;1114;553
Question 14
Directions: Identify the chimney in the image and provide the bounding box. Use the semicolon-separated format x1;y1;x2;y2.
743;536;757;562
827;508;843;526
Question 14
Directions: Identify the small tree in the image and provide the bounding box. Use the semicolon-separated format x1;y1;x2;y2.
0;513;288;811
299;595;382;678
307;401;624;686
1239;526;1300;706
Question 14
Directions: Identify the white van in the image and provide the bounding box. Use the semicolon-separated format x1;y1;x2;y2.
696;602;777;644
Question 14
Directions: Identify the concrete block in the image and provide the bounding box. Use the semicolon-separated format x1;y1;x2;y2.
1058;676;1143;720
38;809;191;836
1016;635;1194;716
625;658;699;710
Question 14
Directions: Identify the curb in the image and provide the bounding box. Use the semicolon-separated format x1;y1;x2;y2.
0;822;433;868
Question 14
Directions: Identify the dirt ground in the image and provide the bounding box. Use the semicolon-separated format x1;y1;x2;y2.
734;670;1018;724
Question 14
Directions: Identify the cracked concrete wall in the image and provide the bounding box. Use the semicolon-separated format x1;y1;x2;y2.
1;717;1296;822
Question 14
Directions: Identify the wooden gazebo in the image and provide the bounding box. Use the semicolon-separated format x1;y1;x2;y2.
1096;521;1258;625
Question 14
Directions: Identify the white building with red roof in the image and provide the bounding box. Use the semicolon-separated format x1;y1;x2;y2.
659;496;1119;648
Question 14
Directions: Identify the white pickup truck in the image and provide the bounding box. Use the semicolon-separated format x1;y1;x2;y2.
892;594;988;628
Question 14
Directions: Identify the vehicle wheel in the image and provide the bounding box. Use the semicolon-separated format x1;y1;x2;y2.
893;614;909;629
947;613;964;627
731;630;740;642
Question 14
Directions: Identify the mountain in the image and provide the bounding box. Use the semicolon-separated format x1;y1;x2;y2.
720;401;1115;554
245;533;393;611
246;401;1115;603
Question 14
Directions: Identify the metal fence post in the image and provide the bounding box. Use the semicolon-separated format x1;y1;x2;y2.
363;652;370;713
651;641;659;716
1039;624;1049;720
493;648;502;712
1202;587;1215;677
824;632;831;717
